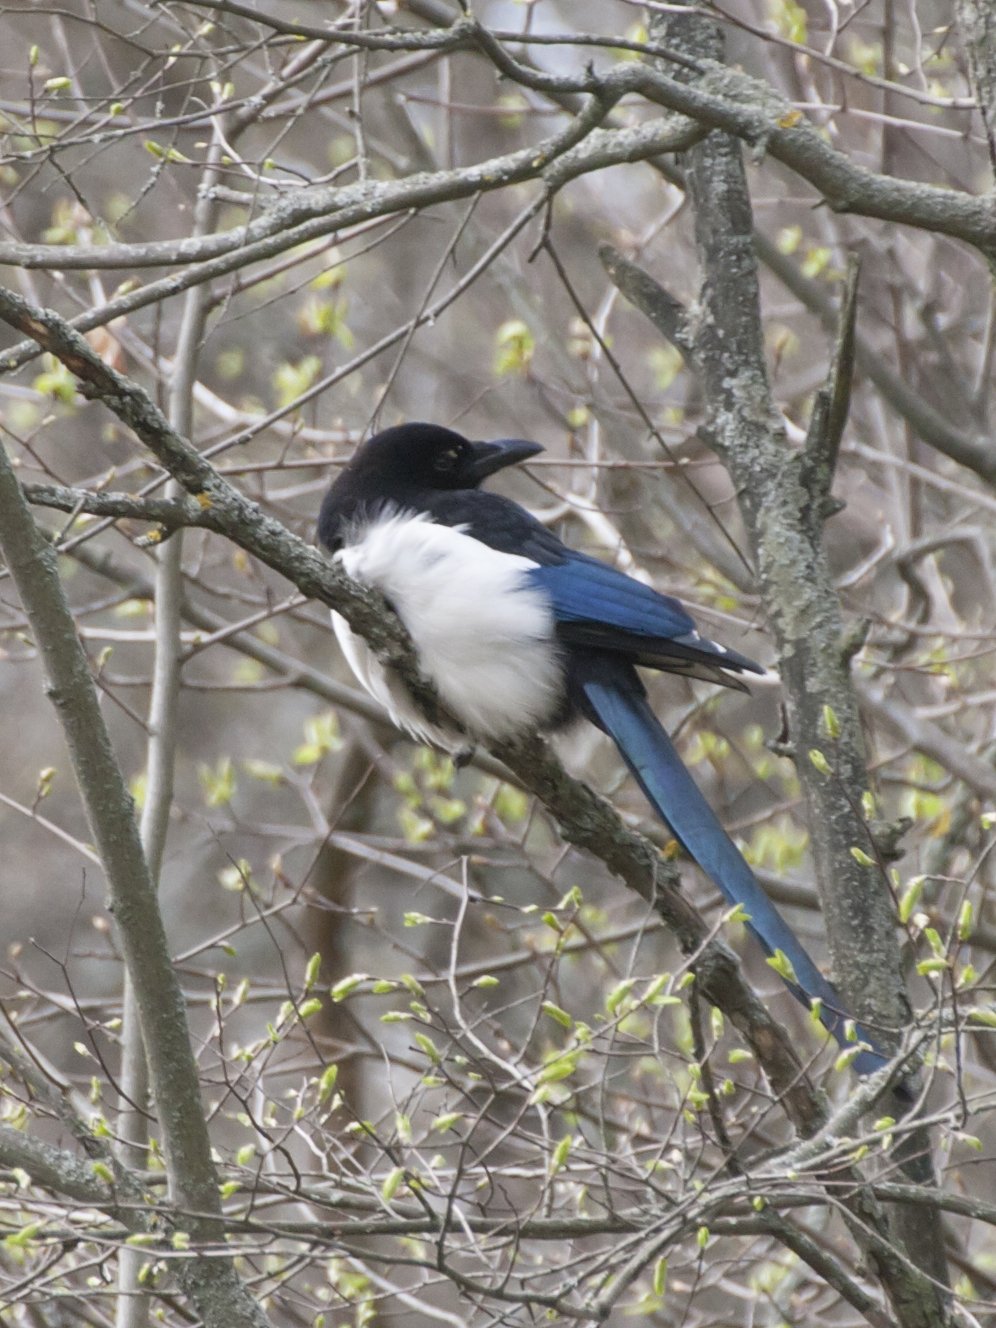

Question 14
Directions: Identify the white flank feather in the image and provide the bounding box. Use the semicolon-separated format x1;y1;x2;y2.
332;511;562;748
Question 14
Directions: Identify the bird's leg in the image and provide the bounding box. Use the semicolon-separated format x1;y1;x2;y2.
453;744;476;769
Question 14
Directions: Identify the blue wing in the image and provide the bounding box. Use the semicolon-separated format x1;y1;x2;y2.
575;656;886;1074
525;554;763;687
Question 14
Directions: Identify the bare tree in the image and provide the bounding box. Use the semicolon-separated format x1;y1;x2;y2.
0;3;992;1326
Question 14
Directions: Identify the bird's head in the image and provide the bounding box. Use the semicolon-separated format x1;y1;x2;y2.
318;422;543;550
339;422;542;493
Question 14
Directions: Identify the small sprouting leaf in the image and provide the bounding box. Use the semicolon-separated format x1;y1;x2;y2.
198;755;236;808
899;876;925;924
551;1135;572;1172
605;979;636;1017
310;256;345;290
494;783;529;822
644;973;672;1004
217;859;252;893
799;243;831;278
33;354;77;401
542;1002;572;1028
429;794;466;824
330;973;367;1002
957;963;977;989
494;319;535;377
833;1044;865;1073
653;1256;668;1296
724;902;751;926
916;958;949;975
766;950;798;985
403;912;434;928
293;711;342;765
414;1033;440;1063
317;1065;339;1102
272;354;322;409
957;901;974;941
298;295;354;348
821;704;840;739
925;927;945;957
381;1167;404;1201
536;1050;580;1086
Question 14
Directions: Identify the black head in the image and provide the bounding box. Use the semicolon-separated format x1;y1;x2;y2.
318;422;542;549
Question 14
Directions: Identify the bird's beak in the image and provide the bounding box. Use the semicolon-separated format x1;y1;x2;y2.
467;437;543;483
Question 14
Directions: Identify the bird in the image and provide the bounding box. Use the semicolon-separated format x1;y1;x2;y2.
317;421;886;1075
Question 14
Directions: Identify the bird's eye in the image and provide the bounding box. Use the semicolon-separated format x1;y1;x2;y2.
434;448;461;473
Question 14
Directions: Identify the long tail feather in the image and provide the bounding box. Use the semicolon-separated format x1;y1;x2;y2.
580;667;886;1076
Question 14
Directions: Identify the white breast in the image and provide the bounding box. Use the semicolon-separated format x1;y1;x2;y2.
332;511;562;749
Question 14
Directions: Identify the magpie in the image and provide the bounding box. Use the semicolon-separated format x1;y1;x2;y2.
318;422;885;1075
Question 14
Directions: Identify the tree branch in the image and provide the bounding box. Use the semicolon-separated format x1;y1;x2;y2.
0;105;696;278
799;254;861;528
641;5;949;1322
0;343;271;1328
22;482;216;533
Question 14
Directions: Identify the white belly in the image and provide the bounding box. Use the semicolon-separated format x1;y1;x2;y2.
332;511;563;749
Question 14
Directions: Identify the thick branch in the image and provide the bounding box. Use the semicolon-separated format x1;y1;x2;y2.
463;25;996;256
645;5;949;1322
22;483;216;533
0;370;270;1328
0;105;695;277
0;1124;126;1214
